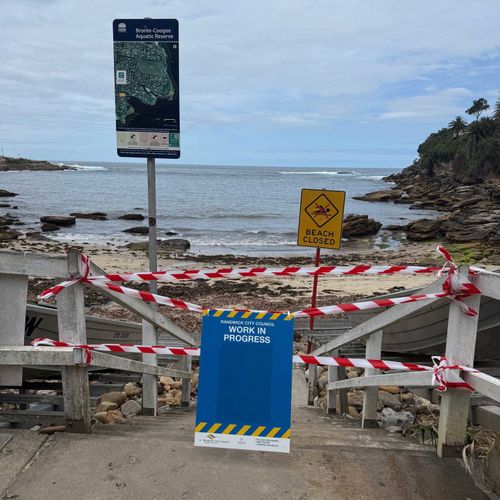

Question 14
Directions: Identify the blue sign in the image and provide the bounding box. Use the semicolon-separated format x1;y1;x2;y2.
195;310;294;453
112;19;180;159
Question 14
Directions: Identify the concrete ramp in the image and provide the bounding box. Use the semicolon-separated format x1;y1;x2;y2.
1;371;488;499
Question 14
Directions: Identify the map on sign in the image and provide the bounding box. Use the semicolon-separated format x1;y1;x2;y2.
304;194;339;228
113;19;180;159
114;42;175;126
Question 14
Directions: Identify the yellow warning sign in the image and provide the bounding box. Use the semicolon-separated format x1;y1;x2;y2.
297;189;346;249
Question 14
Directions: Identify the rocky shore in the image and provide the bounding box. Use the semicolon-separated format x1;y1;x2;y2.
0;155;72;171
355;161;500;249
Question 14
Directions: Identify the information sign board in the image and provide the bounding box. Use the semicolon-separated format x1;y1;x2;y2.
113;19;180;158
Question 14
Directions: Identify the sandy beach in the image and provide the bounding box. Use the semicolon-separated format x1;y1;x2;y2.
7;234;465;336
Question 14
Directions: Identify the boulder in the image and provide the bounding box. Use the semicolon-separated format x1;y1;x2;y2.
26;231;50;241
317;371;328;390
383;224;407;231
0;229;21;240
451;196;484;209
123;226;149;234
99;391;127;406
445;226;492;243
123;383;142;398
94;401;118;413
0;203;10;207
70;212;107;220
165;231;178;236
409;200;436;210
40;215;76;226
169;393;182;407
347;406;359;418
489;233;500;246
120;399;142;418
157;397;169;408
105;409;125;424
378;391;402;411
0;215;17;226
191;373;199;394
352;189;403;202
347;390;364;409
346;367;363;377
406;218;443;241
412;395;440;415
379;408;414;432
400;392;415;405
157;238;191;252
0;189;17;197
126;242;148;251
93;411;108;424
160;376;175;387
158;405;171;415
41;223;60;232
379;386;401;395
119;213;144;221
342;214;382;237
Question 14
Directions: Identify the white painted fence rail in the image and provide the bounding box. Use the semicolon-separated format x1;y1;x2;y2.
0;250;193;433
312;266;500;457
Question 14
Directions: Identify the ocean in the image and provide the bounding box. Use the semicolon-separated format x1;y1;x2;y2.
1;162;437;255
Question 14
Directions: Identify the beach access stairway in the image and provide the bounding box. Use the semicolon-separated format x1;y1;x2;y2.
1;369;488;499
1;249;499;463
0;250;195;431
307;265;500;457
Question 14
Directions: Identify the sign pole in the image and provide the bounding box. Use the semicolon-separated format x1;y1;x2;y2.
308;246;321;335
147;157;158;288
113;18;180;416
142;156;158;415
297;188;345;405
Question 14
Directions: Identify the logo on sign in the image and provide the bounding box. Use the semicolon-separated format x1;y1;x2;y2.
118;22;127;33
305;194;339;228
116;70;127;85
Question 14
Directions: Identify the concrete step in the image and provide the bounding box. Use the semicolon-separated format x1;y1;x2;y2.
94;406;433;455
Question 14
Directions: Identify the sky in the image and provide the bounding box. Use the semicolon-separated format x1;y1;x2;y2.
0;0;499;168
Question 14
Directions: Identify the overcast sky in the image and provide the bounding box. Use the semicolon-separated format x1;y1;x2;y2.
1;0;499;168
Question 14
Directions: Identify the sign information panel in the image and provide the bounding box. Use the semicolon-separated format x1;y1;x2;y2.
297;189;346;249
195;310;294;453
112;19;180;158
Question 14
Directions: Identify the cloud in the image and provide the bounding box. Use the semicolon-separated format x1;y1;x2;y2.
379;87;474;121
0;0;499;163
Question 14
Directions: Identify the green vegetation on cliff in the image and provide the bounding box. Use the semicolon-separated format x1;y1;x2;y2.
416;95;500;183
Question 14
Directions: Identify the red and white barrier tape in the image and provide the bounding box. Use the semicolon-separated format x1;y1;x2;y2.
38;260;442;300
31;338;476;392
38;246;482;318
84;264;443;283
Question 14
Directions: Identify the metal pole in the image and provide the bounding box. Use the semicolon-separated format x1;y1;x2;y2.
306;246;321;406
147;157;158;288
309;247;321;332
142;157;158;415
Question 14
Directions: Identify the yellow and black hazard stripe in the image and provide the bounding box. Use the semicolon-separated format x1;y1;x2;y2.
195;422;291;439
202;310;293;321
